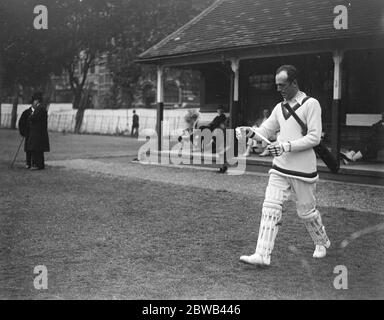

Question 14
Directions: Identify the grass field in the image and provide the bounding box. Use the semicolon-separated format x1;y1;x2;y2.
0;129;383;299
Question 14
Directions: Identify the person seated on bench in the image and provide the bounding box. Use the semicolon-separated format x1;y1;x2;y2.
199;105;227;132
196;106;228;173
341;112;384;164
198;105;227;153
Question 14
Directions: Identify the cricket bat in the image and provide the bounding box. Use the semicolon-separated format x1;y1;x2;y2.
236;126;272;145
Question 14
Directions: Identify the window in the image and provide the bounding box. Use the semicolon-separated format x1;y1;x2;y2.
164;81;180;104
249;74;275;91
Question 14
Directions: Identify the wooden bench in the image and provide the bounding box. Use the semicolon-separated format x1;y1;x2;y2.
345;114;383;162
322;114;383;162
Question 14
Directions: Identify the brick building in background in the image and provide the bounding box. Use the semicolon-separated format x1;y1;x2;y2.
51;55;200;110
50;53;113;109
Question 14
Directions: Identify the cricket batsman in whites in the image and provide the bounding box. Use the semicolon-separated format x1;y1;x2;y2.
236;65;330;266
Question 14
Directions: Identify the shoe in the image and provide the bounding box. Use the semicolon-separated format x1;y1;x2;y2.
240;253;270;266
25;165;31;169
313;245;327;258
352;151;363;162
340;150;354;161
218;165;228;173
259;149;270;157
313;239;330;258
340;151;353;165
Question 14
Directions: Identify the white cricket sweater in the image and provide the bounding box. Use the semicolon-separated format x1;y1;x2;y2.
253;91;322;182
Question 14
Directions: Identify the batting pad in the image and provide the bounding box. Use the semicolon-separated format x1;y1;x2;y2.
264;183;285;206
255;203;282;257
301;209;330;247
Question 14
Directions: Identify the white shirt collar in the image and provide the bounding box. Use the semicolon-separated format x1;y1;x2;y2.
286;90;307;105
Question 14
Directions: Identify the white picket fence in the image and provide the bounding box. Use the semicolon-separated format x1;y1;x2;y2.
0;103;212;135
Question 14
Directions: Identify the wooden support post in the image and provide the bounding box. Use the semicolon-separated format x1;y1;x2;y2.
199;71;206;110
332;50;344;160
230;58;240;157
157;65;164;152
230;58;240;129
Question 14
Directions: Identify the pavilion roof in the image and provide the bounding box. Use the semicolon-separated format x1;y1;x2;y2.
138;0;384;63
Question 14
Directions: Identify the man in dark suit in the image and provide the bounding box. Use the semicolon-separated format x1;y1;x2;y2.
18;105;33;168
131;110;139;138
26;92;50;170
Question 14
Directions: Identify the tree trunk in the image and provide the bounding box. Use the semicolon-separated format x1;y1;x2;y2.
73;85;84;133
74;107;85;134
75;108;84;133
73;89;82;110
74;94;85;134
74;87;94;134
69;54;93;134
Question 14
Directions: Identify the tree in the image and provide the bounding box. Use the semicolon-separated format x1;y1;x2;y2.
0;0;62;128
1;0;32;128
0;0;214;131
1;0;119;132
46;0;120;132
106;0;215;107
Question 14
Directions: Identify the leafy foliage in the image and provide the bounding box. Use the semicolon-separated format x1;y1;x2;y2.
1;1;56;95
106;0;215;106
0;0;215;129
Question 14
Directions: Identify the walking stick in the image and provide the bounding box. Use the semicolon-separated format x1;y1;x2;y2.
10;137;24;169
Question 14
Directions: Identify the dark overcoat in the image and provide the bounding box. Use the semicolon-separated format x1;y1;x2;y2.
18;107;33;152
133;114;139;127
26;105;50;152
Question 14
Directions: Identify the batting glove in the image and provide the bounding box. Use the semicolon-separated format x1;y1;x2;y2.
235;126;256;140
267;141;291;157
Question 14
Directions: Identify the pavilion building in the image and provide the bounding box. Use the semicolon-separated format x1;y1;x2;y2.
137;0;384;162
